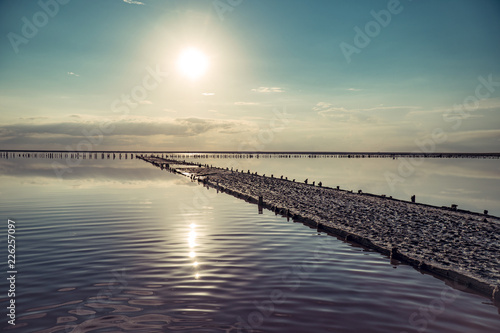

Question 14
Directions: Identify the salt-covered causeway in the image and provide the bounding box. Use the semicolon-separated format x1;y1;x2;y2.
140;156;500;302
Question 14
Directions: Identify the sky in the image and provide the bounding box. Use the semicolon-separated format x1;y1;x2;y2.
0;0;499;152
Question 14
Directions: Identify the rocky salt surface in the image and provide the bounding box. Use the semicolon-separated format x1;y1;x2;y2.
141;157;500;299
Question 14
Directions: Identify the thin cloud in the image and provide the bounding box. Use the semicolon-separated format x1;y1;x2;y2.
123;0;145;5
314;102;396;123
357;105;419;112
346;88;361;91
0;117;242;139
251;87;285;93
67;72;79;77
316;105;350;121
19;116;49;121
315;102;419;115
407;98;500;117
202;93;215;96
234;102;259;106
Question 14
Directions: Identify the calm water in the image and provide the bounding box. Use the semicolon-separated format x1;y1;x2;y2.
0;156;499;332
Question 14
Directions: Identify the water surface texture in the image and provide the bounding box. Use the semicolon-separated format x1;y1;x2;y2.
0;156;499;332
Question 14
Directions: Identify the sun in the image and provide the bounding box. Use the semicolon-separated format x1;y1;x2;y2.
177;47;209;80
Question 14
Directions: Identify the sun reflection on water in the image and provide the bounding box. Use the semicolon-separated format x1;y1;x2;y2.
188;223;201;279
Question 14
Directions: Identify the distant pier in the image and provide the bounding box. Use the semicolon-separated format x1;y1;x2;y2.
140;155;500;303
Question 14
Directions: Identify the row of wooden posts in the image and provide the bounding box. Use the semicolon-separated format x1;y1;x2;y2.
143;156;491;217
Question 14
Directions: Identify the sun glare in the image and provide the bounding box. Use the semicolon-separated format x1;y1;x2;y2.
177;47;209;80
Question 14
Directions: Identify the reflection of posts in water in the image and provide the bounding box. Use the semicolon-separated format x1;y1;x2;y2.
258;195;263;214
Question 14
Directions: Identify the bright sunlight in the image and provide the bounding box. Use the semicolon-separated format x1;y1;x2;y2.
176;47;209;80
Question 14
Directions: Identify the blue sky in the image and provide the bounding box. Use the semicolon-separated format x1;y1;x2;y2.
1;0;499;151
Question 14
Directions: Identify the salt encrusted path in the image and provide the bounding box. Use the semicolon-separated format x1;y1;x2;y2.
140;156;500;301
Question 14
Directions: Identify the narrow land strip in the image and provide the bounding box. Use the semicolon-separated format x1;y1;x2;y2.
140;156;500;302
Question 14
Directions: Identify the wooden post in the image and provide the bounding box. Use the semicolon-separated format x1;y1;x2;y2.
492;285;500;302
390;247;398;259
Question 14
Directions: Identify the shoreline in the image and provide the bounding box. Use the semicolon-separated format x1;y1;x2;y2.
140;156;500;303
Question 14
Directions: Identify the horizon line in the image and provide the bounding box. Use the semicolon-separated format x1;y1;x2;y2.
1;150;499;156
